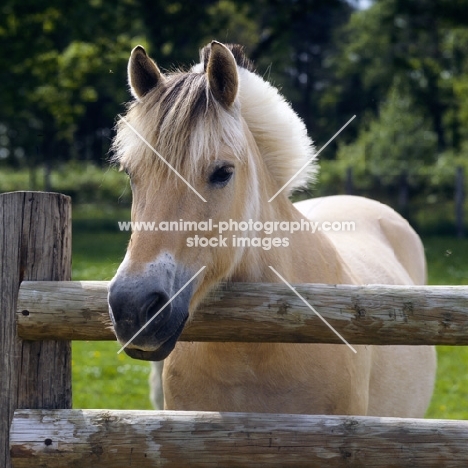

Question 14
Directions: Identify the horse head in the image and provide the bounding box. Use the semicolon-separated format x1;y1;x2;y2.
109;42;260;360
108;41;315;361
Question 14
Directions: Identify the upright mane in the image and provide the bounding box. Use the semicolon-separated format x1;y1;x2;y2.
195;43;317;194
113;43;316;194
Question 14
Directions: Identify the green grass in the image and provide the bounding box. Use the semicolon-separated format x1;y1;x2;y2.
423;236;468;419
424;236;468;285
72;341;152;409
72;218;154;410
72;229;129;282
426;346;468;419
72;229;468;417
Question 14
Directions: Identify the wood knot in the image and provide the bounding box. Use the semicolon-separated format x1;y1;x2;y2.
343;418;359;433
340;447;353;459
276;300;290;315
402;302;413;322
352;300;366;319
442;312;452;328
92;444;104;456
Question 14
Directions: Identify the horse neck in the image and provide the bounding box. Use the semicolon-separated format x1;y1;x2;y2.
194;142;350;366
236;202;347;284
229;161;349;285
207;194;349;364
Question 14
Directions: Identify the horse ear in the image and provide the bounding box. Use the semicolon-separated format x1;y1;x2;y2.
128;45;164;99
206;41;238;107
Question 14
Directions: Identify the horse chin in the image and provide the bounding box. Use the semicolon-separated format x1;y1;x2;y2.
122;315;187;362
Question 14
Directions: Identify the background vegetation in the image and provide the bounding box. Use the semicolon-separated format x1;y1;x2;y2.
1;0;467;417
2;0;468;230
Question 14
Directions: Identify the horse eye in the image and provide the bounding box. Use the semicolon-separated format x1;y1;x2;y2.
209;165;234;187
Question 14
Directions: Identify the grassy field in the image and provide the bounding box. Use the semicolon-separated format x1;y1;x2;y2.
72;218;154;409
421;237;468;418
72;225;468;417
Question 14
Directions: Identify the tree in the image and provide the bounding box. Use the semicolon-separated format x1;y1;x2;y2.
337;84;437;182
324;0;468;153
0;0;143;183
0;0;356;181
245;0;354;140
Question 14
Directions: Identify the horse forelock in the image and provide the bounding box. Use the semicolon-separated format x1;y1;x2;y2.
194;47;318;195
112;71;246;185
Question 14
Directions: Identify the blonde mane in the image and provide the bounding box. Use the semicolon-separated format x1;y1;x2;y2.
113;44;316;195
237;66;317;194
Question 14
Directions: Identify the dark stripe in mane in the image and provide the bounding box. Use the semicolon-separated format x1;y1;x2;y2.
150;73;210;139
113;41;315;194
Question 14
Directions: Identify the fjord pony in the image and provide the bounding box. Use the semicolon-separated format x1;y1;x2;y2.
109;41;436;416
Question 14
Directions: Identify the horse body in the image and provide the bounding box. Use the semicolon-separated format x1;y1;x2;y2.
162;195;435;416
109;41;436;417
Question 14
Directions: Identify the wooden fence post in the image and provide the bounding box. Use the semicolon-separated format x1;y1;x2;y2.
0;192;72;468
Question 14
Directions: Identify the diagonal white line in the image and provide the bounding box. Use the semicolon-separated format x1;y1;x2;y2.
268;115;356;203
118;115;207;202
268;266;357;353
117;265;206;354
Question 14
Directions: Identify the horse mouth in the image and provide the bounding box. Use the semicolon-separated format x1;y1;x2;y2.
122;316;187;361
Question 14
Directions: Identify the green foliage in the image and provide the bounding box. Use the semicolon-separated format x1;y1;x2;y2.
0;0;144;168
317;0;468;218
0;161;131;204
0;0;354;170
326;0;460;148
336;84;438;185
1;0;468;229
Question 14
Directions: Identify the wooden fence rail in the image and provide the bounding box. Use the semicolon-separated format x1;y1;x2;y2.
10;409;468;468
17;280;468;345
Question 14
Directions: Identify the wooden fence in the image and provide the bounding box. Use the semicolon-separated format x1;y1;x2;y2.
1;191;468;467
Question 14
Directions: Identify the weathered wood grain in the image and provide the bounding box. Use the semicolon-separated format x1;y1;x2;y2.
0;192;72;468
17;281;112;340
10;409;468;468
17;280;468;344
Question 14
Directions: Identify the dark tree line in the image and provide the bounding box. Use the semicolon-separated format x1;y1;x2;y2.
2;0;468;207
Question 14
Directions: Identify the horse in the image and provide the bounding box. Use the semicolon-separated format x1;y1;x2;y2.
108;41;436;416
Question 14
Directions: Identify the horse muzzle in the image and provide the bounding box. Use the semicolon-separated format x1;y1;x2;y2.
107;254;193;361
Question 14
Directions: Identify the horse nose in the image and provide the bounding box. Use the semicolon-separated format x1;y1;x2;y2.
108;279;172;338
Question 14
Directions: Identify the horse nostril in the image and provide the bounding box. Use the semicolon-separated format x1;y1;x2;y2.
145;292;170;324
